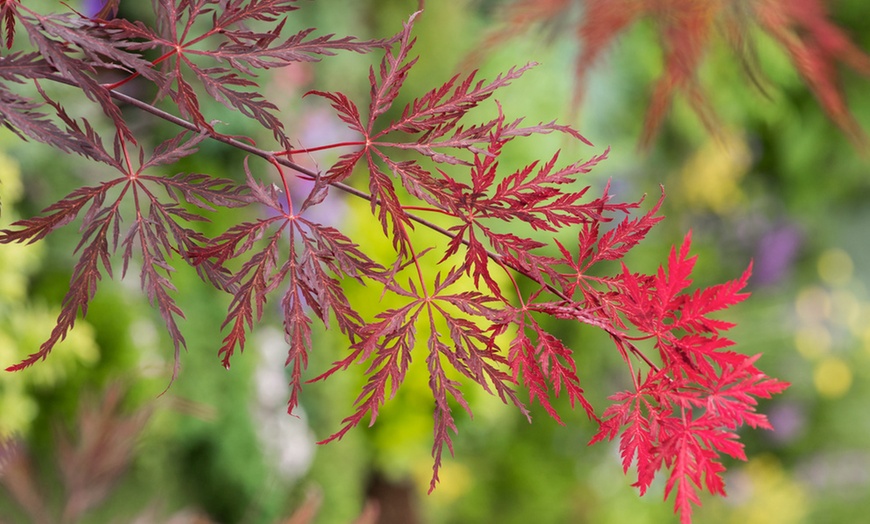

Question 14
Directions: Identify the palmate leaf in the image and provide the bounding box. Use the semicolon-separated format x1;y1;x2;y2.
192;169;387;413
304;16;590;257
432;116;620;295
0;129;247;376
88;0;387;148
310;264;527;488
302;22;632;471
585;236;789;523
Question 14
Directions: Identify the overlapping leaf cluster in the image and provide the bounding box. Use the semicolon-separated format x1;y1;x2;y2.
0;1;786;522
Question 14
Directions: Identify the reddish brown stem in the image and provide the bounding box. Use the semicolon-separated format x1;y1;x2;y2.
276;141;367;156
100;24;224;91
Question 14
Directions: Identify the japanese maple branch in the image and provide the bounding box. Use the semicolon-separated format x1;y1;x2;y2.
42;72;657;373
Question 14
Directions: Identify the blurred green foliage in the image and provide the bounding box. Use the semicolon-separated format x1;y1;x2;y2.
0;147;100;438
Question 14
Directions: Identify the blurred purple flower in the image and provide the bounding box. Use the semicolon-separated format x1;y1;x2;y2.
753;222;803;287
766;401;806;444
82;0;117;19
82;0;104;17
797;451;870;494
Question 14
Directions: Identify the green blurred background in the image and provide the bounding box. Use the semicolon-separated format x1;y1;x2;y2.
1;0;869;522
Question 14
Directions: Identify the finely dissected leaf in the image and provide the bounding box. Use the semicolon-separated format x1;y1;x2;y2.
1;1;18;49
586;188;664;264
13;12;135;140
213;0;301;27
704;354;790;430
0;52;51;81
655;232;698;315
754;0;870;146
432;293;527;416
192;159;386;412
201;218;285;366
673;263;752;334
188;61;286;139
315;300;422;443
508;313;596;424
36;12;161;83
135;205;189;383
0;183;119;246
0;83;116;164
587;236;789;523
427;333;469;492
212;27;384;74
1;126;248;374
5;205;116;371
96;0;386;147
304;23;589;258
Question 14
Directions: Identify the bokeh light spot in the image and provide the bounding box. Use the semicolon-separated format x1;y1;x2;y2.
678;131;750;213
794;324;831;360
829;289;862;328
795;286;831;322
813;357;852;399
728;455;808;524
817;248;853;286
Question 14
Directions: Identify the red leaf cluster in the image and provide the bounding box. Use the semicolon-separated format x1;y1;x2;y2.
0;2;787;521
488;0;870;147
